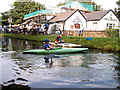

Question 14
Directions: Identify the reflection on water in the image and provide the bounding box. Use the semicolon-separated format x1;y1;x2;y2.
2;38;43;51
0;37;120;88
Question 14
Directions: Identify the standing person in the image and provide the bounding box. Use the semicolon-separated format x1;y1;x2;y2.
8;26;12;33
44;39;53;50
37;25;44;35
32;24;37;35
3;25;7;33
35;24;38;35
55;35;64;44
32;25;36;35
19;26;22;33
44;23;49;34
11;27;15;33
29;25;33;34
15;26;19;34
17;26;21;34
23;25;27;34
70;25;74;36
27;25;31;34
79;24;84;36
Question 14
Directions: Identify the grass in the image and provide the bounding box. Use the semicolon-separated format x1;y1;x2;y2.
1;34;120;52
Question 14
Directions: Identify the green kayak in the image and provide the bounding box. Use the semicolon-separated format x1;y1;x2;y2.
23;48;88;54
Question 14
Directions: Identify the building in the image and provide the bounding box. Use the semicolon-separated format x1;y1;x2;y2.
45;0;94;15
50;10;86;36
50;9;119;37
23;9;57;25
83;10;119;31
60;1;94;11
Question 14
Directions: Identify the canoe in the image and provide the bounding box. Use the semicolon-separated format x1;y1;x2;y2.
50;42;81;48
23;48;88;54
55;43;81;48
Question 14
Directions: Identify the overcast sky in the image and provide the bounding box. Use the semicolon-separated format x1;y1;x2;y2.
0;0;118;13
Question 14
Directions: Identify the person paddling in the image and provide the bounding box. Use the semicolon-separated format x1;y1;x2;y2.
55;35;64;44
44;39;53;50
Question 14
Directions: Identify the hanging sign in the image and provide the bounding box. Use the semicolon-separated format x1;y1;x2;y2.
74;24;80;29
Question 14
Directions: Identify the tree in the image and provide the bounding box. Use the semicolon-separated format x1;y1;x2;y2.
2;0;45;25
1;11;10;25
115;0;120;20
116;0;120;4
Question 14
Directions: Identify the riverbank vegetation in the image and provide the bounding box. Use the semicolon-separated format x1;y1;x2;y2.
106;29;119;37
1;34;120;52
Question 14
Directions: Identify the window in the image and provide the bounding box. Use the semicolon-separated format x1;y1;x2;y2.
93;22;97;24
106;23;115;29
113;24;115;29
106;23;109;28
109;24;112;29
104;18;108;20
93;22;98;30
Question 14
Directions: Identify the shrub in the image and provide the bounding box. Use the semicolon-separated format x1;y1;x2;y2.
103;45;113;51
106;29;119;37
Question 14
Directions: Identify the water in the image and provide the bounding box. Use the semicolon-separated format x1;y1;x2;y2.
0;37;120;88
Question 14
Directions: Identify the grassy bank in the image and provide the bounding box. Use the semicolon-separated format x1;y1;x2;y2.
1;34;120;52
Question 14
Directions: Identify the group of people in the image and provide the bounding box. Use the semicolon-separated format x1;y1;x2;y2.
69;24;84;36
3;23;49;35
44;35;64;50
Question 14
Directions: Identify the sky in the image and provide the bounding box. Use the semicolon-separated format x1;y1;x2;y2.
0;0;118;13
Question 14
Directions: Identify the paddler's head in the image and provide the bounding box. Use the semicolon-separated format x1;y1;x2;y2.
44;39;50;44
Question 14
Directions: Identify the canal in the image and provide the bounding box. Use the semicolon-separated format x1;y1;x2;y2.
0;37;120;89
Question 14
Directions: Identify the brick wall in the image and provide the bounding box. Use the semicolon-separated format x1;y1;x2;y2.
63;30;108;37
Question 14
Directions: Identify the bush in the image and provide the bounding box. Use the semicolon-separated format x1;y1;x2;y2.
103;45;113;51
106;29;119;37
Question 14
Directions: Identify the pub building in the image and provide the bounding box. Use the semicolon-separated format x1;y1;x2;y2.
50;9;119;37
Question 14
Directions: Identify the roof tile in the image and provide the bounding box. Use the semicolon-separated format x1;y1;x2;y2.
83;10;110;21
51;10;77;22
